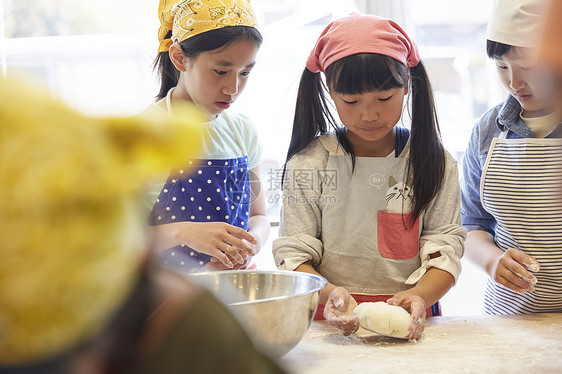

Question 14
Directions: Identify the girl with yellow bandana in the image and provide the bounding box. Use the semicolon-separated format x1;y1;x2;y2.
149;0;270;272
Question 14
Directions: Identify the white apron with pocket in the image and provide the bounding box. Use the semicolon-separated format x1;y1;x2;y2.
315;136;422;295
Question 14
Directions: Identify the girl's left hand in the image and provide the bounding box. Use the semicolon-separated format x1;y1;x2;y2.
323;287;360;336
387;291;426;340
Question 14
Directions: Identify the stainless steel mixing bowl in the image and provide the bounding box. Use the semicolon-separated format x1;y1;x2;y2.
187;270;327;357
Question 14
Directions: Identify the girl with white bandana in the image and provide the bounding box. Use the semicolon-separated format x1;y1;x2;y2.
148;0;270;272
461;0;562;315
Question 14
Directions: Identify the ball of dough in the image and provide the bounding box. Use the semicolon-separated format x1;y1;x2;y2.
354;302;412;339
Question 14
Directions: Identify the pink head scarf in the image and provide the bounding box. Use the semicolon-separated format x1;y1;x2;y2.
306;13;420;73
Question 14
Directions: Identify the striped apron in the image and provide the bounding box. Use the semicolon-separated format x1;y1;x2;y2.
481;130;562;314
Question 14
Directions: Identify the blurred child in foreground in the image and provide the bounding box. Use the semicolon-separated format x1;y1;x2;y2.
0;77;286;374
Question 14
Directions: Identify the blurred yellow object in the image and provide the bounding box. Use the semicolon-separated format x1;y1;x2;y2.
0;77;204;365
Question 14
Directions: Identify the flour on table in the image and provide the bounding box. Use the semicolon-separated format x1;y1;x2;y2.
354;302;412;339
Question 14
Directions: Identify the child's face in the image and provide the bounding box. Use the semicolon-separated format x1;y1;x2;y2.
329;87;407;149
494;47;556;117
179;40;259;118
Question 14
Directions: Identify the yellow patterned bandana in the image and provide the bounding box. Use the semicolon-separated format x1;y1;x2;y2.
0;76;204;365
158;0;258;52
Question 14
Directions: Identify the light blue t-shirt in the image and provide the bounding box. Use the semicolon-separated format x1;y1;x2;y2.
143;97;262;211
147;95;262;169
197;111;262;170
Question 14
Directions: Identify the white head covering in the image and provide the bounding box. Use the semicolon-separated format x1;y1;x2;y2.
486;0;548;47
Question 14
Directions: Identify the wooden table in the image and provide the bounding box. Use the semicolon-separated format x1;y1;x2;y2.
281;314;562;373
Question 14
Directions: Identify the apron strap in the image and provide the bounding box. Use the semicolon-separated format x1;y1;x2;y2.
498;129;509;140
318;134;346;155
166;87;174;114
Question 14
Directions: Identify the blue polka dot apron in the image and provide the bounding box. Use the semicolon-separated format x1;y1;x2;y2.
150;111;251;271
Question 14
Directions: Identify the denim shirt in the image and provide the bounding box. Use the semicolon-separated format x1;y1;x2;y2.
460;95;562;234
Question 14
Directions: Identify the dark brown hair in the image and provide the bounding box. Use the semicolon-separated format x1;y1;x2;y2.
153;26;263;100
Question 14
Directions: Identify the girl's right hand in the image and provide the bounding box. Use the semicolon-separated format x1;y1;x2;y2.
387;292;426;340
160;222;257;268
323;287;359;336
490;248;540;293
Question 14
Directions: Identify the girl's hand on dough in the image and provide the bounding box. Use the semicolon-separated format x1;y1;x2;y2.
156;221;257;268
324;287;359;336
206;252;253;270
387;292;426;340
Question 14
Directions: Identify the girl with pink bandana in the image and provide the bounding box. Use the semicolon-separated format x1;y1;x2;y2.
273;13;466;339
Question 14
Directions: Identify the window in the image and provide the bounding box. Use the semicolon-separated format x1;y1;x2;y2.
2;0;157;116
